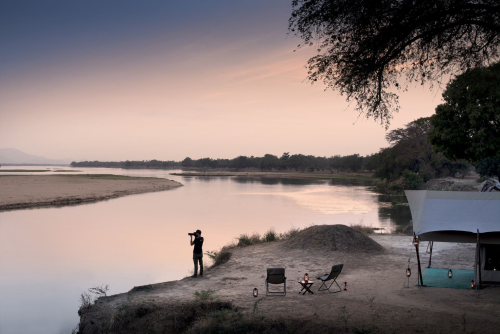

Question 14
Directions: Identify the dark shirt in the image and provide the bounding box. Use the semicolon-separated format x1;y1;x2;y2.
193;236;204;254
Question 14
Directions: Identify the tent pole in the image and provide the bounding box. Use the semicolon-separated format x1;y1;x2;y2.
477;229;481;289
427;241;433;268
414;233;423;286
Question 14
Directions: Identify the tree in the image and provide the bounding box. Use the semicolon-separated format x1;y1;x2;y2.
182;157;193;167
260;154;281;170
475;157;500;180
428;62;500;163
289;0;500;126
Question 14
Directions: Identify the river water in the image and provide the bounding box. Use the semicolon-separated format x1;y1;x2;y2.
0;167;410;334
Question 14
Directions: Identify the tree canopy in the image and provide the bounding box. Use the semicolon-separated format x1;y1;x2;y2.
428;62;500;162
289;0;500;126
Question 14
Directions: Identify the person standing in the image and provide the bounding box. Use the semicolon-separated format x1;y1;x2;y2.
190;230;204;278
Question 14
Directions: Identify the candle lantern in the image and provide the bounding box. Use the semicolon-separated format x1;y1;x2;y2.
344;281;348;291
304;273;309;282
448;269;453;278
406;267;411;278
470;280;475;289
413;235;419;247
253;288;258;298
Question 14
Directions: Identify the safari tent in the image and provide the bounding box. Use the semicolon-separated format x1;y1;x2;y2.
405;190;500;288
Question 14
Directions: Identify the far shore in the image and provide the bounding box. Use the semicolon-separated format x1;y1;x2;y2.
170;171;375;181
0;174;182;212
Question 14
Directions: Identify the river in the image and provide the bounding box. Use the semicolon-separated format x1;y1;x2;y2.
0;167;410;334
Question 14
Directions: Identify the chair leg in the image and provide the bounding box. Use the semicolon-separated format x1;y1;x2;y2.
318;279;342;293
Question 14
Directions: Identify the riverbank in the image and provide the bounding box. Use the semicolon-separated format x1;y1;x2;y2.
170;171;375;182
76;225;500;333
0;175;182;211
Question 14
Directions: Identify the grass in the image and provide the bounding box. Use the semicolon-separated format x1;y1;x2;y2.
237;234;253;247
193;290;217;301
350;224;375;234
263;229;276;242
205;248;233;267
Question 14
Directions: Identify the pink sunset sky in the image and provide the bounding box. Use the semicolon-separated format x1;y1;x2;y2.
0;0;443;162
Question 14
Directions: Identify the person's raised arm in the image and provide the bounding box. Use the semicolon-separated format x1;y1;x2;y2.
190;235;194;246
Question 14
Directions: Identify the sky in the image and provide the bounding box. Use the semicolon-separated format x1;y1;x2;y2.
0;0;444;162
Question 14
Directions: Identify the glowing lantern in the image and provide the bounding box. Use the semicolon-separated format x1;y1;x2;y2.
448;269;453;278
253;288;258;297
413;235;419;247
406;268;411;278
304;273;309;282
471;280;475;289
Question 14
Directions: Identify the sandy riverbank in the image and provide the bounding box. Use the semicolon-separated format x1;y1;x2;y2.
77;225;500;333
0;175;182;211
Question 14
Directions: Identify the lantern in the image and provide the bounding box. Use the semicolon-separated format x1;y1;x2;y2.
448;269;453;278
304;273;309;282
406;267;411;278
253;288;258;298
413;235;419;247
343;281;348;291
470;280;475;289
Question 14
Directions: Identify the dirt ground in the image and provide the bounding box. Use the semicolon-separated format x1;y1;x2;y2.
0;175;182;211
82;233;500;333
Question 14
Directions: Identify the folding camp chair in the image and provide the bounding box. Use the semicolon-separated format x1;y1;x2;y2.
317;264;343;293
266;268;286;296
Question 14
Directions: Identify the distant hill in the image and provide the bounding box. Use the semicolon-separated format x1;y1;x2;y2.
0;148;72;165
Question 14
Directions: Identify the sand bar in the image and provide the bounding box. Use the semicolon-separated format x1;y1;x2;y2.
0;174;182;211
171;171;374;181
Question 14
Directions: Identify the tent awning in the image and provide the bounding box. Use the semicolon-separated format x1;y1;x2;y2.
405;190;500;243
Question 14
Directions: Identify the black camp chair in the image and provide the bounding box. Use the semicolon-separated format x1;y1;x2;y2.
317;264;343;293
266;268;286;296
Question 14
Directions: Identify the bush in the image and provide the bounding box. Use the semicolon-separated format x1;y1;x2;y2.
206;248;232;267
475;157;500;180
387;184;403;192
263;229;277;242
279;227;301;239
403;170;423;190
193;290;217;301
237;234;252;247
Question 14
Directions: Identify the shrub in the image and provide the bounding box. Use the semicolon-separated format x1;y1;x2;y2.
279;227;301;239
193;290;217;301
403;170;423;190
263;229;277;242
237;234;252;247
206;248;232;267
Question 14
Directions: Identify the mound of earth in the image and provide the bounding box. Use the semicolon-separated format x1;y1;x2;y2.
281;224;384;253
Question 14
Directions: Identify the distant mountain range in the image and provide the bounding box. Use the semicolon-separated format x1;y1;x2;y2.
0;148;72;165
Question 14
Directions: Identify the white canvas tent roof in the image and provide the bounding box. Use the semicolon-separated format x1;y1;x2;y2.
405;190;500;244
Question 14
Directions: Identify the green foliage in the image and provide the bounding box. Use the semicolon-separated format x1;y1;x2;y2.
182;157;193;167
339;305;352;327
279;227;301;239
237;234;252;247
475;157;500;180
403;170;423;190
263;229;277;242
193;290;217;301
428;62;500;163
289;0;500;126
